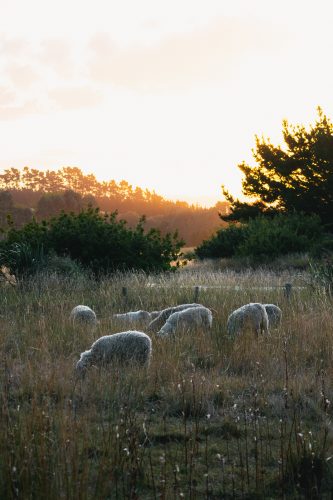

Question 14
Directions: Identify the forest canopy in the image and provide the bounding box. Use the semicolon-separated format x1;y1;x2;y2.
0;166;228;246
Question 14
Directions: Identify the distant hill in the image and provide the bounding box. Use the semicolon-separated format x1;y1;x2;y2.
0;167;228;246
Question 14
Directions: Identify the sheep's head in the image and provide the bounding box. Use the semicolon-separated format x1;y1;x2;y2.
157;323;174;337
75;350;92;377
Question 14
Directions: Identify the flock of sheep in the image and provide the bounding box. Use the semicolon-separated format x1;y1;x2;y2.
72;301;282;377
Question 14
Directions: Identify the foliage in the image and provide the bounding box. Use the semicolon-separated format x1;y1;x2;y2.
0;191;33;228
196;223;246;259
0;166;228;246
0;207;184;275
36;189;97;219
0;190;13;210
196;213;333;260
223;107;333;227
0;242;84;277
237;213;329;260
0;242;48;275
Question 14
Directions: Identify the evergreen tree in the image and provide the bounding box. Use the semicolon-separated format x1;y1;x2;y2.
223;107;333;228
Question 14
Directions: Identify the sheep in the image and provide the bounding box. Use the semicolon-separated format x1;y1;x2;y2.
113;310;152;325
76;331;152;376
157;306;213;337
227;303;269;337
148;303;203;333
70;305;98;325
150;311;161;320
263;304;282;328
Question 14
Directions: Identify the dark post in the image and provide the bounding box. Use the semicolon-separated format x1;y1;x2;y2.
122;286;128;303
284;283;292;300
194;286;200;302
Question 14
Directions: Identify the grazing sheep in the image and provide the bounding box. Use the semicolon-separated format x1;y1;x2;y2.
227;303;269;337
157;306;213;337
70;305;98;325
150;311;161;320
76;331;152;376
263;304;282;328
148;303;203;333
113;310;151;325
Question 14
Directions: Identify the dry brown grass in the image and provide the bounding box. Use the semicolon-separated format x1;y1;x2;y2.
1;267;333;498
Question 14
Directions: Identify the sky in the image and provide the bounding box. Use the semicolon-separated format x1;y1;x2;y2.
1;0;333;206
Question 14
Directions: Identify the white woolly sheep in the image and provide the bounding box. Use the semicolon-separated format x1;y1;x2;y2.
76;330;152;376
227;303;269;337
157;306;213;337
263;304;282;328
113;310;151;325
148;303;203;333
70;305;98;325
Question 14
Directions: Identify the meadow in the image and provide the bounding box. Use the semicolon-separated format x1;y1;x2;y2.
1;264;332;498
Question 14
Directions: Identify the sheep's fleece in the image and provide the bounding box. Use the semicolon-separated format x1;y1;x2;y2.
70;305;97;325
227;303;269;336
158;306;213;336
76;331;152;374
113;310;151;323
148;303;203;332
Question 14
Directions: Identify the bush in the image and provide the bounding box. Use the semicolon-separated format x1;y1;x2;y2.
0;208;184;275
195;224;246;259
0;241;48;275
237;213;327;260
195;213;333;261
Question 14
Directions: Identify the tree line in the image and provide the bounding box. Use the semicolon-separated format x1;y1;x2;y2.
0;166;228;246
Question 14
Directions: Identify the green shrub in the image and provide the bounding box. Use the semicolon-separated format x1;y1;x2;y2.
195;223;246;259
237;213;327;260
0;241;48;274
0;207;184;275
195;213;333;260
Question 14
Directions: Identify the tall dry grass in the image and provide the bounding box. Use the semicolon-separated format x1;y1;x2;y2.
1;267;332;498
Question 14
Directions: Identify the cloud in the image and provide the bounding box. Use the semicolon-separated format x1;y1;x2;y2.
0;86;15;106
0;36;28;57
88;18;282;91
0;100;41;120
48;85;103;110
5;63;39;88
0;35;100;117
39;38;74;78
0;36;76;80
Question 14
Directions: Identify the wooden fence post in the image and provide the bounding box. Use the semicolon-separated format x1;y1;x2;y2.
284;283;292;300
194;286;200;302
122;286;128;304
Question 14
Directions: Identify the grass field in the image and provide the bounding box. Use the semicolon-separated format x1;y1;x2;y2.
1;266;332;498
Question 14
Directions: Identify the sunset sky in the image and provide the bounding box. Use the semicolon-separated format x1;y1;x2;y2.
1;0;333;206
